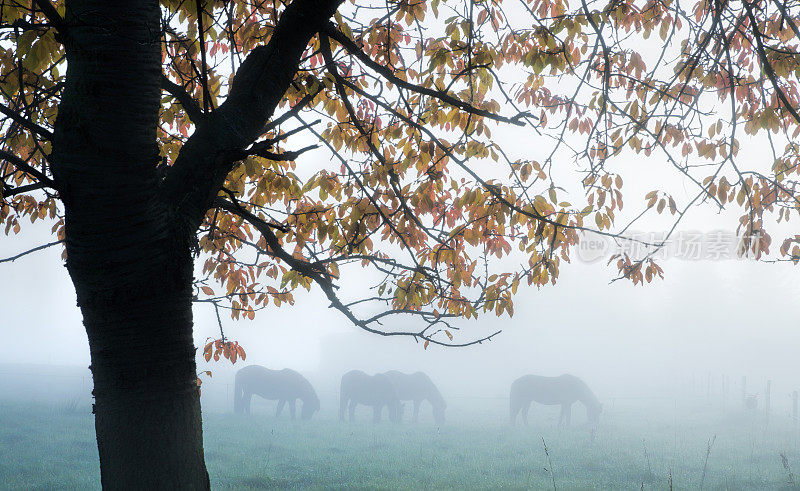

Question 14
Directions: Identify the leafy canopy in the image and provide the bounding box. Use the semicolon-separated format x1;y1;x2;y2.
1;0;799;351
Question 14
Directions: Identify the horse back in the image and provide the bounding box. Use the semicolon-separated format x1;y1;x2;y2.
342;371;398;405
510;374;584;406
236;365;308;400
382;371;426;398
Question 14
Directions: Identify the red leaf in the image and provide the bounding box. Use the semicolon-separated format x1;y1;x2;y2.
230;346;238;364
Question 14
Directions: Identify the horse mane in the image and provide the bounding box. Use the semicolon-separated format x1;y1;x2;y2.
418;372;446;409
304;382;320;406
575;377;601;410
292;369;319;405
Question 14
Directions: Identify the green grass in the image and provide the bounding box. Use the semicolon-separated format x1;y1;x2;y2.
1;399;799;489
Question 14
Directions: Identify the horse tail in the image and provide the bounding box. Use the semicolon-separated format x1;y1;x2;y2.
233;371;245;414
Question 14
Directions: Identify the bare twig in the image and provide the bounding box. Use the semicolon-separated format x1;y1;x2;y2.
0;240;63;264
699;434;716;490
542;436;557;491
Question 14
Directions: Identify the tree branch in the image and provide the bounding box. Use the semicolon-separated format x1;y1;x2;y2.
744;1;800;127
263;88;322;132
215;197;500;347
235;119;321;160
161;0;344;230
243;144;318;161
2;181;49;197
214;197;325;278
160;74;205;124
0;240;63;264
32;0;65;32
325;24;531;126
213;196;289;233
195;0;212;114
0;149;58;189
0;103;53;139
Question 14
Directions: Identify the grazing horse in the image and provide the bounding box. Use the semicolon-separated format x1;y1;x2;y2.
383;371;447;426
234;365;320;420
509;374;601;426
339;370;402;423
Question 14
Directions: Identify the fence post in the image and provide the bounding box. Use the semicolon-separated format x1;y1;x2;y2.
722;375;727;413
742;376;747;408
765;380;771;425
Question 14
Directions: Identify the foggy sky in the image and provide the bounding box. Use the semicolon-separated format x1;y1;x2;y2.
2;214;798;406
2;59;798;403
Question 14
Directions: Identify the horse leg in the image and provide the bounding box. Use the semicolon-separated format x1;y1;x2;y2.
348;400;356;422
276;399;285;418
510;397;520;425
244;392;253;415
413;400;420;423
289;399;296;420
521;402;531;426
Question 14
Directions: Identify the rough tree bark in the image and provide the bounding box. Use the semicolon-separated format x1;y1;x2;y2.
50;1;209;488
48;0;340;488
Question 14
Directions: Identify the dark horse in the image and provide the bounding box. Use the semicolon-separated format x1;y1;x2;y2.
509;374;601;426
383;370;447;426
339;370;401;423
234;365;320;420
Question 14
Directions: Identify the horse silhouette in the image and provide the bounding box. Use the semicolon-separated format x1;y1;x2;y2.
339;370;402;423
233;365;320;420
509;374;601;426
383;370;446;425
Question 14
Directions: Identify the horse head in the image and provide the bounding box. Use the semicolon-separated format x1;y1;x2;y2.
301;392;320;420
428;383;447;426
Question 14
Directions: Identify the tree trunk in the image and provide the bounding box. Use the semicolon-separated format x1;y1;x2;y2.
50;0;210;488
47;0;343;486
82;283;208;490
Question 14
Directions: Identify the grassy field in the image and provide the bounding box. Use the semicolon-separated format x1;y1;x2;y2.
1;398;799;489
